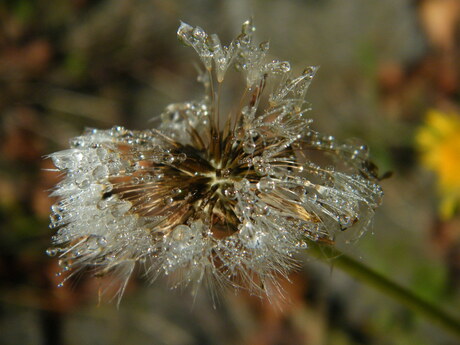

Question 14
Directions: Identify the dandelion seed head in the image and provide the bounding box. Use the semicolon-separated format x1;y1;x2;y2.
48;20;383;298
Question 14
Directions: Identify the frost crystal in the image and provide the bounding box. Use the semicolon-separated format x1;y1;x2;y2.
48;20;383;298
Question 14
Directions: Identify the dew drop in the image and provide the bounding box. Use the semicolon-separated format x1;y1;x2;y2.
242;19;256;35
177;153;187;162
338;214;352;228
96;147;108;160
295;241;308;249
259;41;269;51
224;186;237;200
260;205;271;216
46;248;58;257
163;155;175;164
97;200;107;210
76;178;90;189
50;212;62;222
52;155;72;170
111;202;132;217
171;225;193;241
97;236;108;247
239;222;263;249
257;177;275;193
193;27;206;39
302;66;317;79
70;138;84;148
93;165;108;179
243;139;256;154
164;196;174;205
308;191;318;202
253;156;271;175
221;169;231;178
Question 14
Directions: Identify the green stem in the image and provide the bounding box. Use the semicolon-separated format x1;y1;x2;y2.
306;241;460;338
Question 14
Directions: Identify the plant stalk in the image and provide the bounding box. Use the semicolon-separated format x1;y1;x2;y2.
306;241;460;338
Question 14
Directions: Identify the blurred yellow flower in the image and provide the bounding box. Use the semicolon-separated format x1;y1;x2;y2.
416;109;460;219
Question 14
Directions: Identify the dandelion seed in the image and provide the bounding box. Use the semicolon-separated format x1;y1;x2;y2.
48;20;383;298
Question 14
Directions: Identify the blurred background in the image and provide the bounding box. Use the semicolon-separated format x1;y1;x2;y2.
1;0;460;344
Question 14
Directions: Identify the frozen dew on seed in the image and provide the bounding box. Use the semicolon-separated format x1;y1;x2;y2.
47;20;383;299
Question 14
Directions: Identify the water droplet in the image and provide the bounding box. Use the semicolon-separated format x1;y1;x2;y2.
52;155;73;170
253;156;270;175
104;183;113;193
259;41;269;51
76;178;90;189
164;196;174;205
172;188;182;196
50;212;62;222
302;66;317;79
260;205;271;215
338;214;352;228
171;225;193;241
257;177;275;193
93;166;108;179
242;19;255;35
111;202;132;217
177;21;193;40
221;169;231;178
96;147;108;160
177;153;187;162
295;241;308;249
70;138;84;148
239;222;263;249
193;27;206;39
243;140;256;154
270;60;290;73
307;191;318;202
163;155;175;164
142;174;153;182
207;33;221;51
51;207;64;220
46;248;58;257
224;186;237;199
96;200;108;210
293;185;306;196
49;214;62;229
97;236;108;247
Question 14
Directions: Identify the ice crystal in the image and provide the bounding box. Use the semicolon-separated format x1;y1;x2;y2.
48;20;383;298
